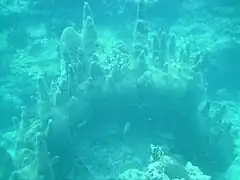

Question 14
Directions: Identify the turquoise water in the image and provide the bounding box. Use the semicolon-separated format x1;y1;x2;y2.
0;0;240;180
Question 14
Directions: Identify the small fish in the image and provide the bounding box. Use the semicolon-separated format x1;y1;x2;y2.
156;132;176;141
216;88;232;100
123;121;131;136
198;99;210;116
77;120;88;128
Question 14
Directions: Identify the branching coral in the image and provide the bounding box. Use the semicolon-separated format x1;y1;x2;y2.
195;100;237;172
7;107;56;180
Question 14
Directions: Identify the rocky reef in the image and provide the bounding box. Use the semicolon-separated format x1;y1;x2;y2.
0;1;240;180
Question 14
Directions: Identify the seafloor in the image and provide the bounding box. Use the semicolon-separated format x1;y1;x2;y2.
0;0;240;180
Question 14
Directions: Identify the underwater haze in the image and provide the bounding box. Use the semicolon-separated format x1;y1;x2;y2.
0;0;240;180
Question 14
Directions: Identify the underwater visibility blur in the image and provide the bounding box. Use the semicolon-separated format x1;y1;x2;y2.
0;0;240;180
